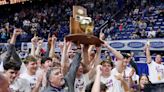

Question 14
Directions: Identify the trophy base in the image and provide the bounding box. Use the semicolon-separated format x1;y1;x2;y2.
65;34;104;46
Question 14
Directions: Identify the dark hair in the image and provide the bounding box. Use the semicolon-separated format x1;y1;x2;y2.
41;57;52;64
100;60;114;68
139;74;151;84
139;74;151;90
24;56;37;64
3;59;21;71
122;53;131;59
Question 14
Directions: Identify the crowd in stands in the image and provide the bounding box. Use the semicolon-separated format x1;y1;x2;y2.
104;2;164;40
1;0;163;44
0;0;120;43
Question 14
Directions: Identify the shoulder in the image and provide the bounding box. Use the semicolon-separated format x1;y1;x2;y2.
111;68;118;75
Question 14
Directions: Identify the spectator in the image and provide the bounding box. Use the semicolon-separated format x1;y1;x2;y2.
148;29;156;38
43;52;81;92
138;74;151;91
138;20;147;30
156;28;163;38
145;42;164;83
140;29;147;38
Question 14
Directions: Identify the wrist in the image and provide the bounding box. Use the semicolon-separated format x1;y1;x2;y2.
12;34;17;38
96;71;102;75
35;81;42;88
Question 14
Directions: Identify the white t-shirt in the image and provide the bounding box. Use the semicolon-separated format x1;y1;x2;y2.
19;73;38;89
122;66;139;82
74;74;90;92
148;61;164;83
10;77;31;92
36;68;47;91
100;73;124;92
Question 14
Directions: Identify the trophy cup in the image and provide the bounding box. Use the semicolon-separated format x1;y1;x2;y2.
65;6;103;46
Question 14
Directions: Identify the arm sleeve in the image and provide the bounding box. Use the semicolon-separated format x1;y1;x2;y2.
12;44;22;66
3;44;14;63
64;52;81;92
45;45;50;58
130;60;139;75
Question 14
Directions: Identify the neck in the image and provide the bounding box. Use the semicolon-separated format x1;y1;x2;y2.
76;74;82;78
140;84;144;89
41;66;48;71
50;83;61;89
28;70;35;76
102;73;110;78
3;74;10;84
156;61;161;64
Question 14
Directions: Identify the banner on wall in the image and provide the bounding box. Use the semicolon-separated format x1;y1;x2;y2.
21;42;61;52
106;39;164;51
21;39;164;52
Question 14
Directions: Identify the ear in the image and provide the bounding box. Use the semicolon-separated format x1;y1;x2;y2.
4;70;7;73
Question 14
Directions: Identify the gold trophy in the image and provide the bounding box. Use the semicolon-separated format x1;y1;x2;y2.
65;6;103;45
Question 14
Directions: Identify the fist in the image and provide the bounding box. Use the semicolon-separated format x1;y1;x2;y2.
102;41;108;48
115;73;123;81
99;32;105;40
37;39;43;46
13;29;22;36
52;35;57;42
96;65;102;74
31;36;38;44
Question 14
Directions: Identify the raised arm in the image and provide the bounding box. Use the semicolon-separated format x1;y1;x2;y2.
88;46;102;80
145;42;152;64
30;36;38;56
81;45;90;73
35;39;43;57
4;29;21;63
65;52;82;92
91;65;102;92
61;39;70;75
88;45;95;62
11;29;22;66
103;41;123;60
49;35;57;58
115;73;130;92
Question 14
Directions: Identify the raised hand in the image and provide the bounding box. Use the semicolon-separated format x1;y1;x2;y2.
13;28;22;36
37;39;44;47
144;41;150;52
51;35;57;42
10;28;22;44
31;36;38;45
129;68;135;78
102;41;108;48
96;65;102;74
99;32;105;40
115;73;124;81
